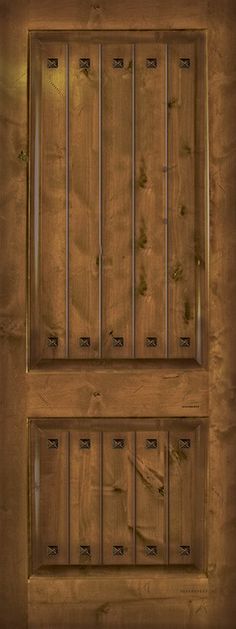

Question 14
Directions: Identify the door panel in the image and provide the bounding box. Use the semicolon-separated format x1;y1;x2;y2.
29;31;207;365
30;420;206;572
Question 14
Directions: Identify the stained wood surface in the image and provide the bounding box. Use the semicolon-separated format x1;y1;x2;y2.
69;43;100;359
70;430;101;564
135;44;166;358
27;368;208;417
102;44;133;358
30;38;43;365
168;430;195;565
29;32;207;362
135;431;167;564
1;4;236;629
31;426;69;570
102;431;135;564
30;422;205;570
167;43;196;358
40;42;67;359
28;597;209;628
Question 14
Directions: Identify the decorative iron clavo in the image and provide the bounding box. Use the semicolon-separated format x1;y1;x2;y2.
145;545;158;557
47;336;58;348
179;58;190;68
47;58;58;68
146;58;157;68
146;438;158;449
113;545;125;556
79;58;90;69
112;336;124;347
112;58;124;68
47;545;58;557
112;438;125;449
145;337;157;347
47;438;59;449
80;438;91;449
80;545;91;557
179;337;191;347
179;545;191;556
179;438;191;449
79;336;90;347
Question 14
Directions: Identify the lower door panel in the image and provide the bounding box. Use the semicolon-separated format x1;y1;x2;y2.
30;418;207;573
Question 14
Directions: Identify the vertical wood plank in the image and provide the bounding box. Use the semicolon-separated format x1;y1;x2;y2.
30;37;43;366
31;425;69;571
167;43;196;358
135;431;167;564
195;34;208;366
102;431;135;564
168;429;196;565
40;42;67;359
70;430;101;565
102;45;132;358
69;43;100;358
135;44;166;358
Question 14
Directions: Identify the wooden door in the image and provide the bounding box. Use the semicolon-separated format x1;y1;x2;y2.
1;4;236;629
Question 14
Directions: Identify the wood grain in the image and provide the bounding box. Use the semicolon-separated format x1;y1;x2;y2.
1;7;236;629
168;429;195;565
102;431;135;564
135;44;166;358
135;431;167;564
0;3;28;627
102;44;132;358
69;43;100;359
27;368;208;417
28;597;209;628
40;42;67;359
31;425;69;571
70;430;101;565
167;43;196;358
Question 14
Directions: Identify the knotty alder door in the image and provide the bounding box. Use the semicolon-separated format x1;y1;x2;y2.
28;28;208;626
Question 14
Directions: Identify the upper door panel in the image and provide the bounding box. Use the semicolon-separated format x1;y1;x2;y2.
29;31;208;367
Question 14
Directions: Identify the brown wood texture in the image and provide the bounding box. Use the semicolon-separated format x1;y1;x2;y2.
30;425;69;570
1;2;236;629
135;431;167;564
135;44;166;358
101;44;133;358
69;43;100;359
30;420;205;569
27;368;208;417
102;431;135;564
70;430;101;565
29;31;207;364
167;42;196;359
168;429;195;565
40;42;67;359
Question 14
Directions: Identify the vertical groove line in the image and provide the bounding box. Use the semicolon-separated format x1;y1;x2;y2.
65;43;70;358
68;431;70;564
165;44;169;358
165;432;169;565
132;44;135;357
99;44;102;358
100;431;103;564
133;431;136;564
